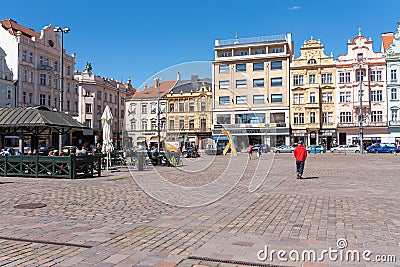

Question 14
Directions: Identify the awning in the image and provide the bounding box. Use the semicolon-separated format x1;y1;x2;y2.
212;136;229;141
137;136;147;141
150;136;164;142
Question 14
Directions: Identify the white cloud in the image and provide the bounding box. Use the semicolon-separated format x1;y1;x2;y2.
290;6;301;10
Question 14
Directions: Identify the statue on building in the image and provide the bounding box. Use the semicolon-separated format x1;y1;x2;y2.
84;61;93;76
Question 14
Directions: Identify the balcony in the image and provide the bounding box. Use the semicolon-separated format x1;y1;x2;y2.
37;65;53;71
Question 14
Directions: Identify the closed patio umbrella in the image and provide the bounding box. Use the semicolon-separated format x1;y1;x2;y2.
101;105;114;170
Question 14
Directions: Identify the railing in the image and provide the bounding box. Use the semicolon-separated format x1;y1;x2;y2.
216;34;288;47
0;154;101;179
37;64;53;71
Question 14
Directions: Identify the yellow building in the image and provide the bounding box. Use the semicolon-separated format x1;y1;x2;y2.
290;37;336;148
166;76;213;150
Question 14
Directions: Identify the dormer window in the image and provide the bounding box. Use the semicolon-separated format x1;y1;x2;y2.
308;59;317;64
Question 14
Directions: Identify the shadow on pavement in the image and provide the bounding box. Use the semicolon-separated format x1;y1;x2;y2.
301;176;319;179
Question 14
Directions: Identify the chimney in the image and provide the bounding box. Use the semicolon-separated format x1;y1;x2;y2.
191;75;199;82
177;72;181;81
144;85;147;90
154;78;160;88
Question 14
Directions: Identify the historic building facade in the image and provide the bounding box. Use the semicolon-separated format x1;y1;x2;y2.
0;46;16;107
336;31;387;146
212;34;293;150
290;38;336;148
0;19;78;114
125;79;177;148
382;23;400;146
74;67;134;149
166;75;213;150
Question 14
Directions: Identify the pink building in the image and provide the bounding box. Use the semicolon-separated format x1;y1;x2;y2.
336;31;387;146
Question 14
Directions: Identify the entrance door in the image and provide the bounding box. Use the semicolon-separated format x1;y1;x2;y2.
310;131;317;145
339;133;346;145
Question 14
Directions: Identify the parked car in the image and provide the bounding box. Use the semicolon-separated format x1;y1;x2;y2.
330;144;360;153
252;144;270;153
38;146;55;155
307;145;326;153
367;143;400;154
273;145;295;153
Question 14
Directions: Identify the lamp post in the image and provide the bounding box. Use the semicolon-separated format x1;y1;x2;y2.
53;26;70;153
155;78;162;152
357;54;364;153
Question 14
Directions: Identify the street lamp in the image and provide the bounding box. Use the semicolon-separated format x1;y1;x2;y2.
155;78;162;152
53;26;70;152
357;53;364;153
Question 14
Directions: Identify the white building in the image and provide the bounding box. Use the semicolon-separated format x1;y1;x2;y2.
0;46;15;107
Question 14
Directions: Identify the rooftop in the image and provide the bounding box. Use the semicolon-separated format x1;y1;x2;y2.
0;18;40;39
127;80;177;100
215;33;291;47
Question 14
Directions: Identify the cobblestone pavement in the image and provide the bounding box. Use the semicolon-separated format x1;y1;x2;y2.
0;153;399;266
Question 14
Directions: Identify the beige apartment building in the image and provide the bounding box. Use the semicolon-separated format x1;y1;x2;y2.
74;68;134;149
212;34;293;150
290;37;336;148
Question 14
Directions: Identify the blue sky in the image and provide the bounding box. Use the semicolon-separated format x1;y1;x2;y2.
2;0;400;88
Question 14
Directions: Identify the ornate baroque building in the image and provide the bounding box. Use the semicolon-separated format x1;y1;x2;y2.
166;75;213;150
336;30;387;146
290;37;336;148
382;22;400;146
212;34;293;150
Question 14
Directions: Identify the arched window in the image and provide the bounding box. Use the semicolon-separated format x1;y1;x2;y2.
308;59;317;64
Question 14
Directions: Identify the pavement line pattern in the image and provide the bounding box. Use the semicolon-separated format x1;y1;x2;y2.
0;236;92;248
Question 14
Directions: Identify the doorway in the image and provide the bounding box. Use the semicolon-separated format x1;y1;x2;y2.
339;133;346;145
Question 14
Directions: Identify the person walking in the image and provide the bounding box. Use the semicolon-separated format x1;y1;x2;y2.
258;146;262;159
247;145;253;160
294;141;307;179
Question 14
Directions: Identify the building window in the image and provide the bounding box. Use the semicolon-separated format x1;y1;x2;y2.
48;95;51;106
75;102;78;112
236;64;246;72
253;95;264;104
294;75;304;85
169;120;174;130
23;92;26;103
48;75;52;86
39;56;43;65
370;70;382;82
29;52;33;63
7;88;11;99
189;102;195;112
219;96;230;105
142;120;147;130
67;83;70;92
236;79;247;88
200;119;206;130
179;103;184;112
54;61;58;71
130;105;136;114
179;119;184;129
142;104;147;114
97;105;101;114
22;50;27;61
308;59;317;64
322;112;329;123
75;84;78;94
151;120;156;130
39;94;46;105
294;113;305;124
253;78;264;88
189;119;195;129
39;74;46;85
109;94;112;103
270;61;282;70
219;65;229;73
356;70;364;82
253;62;264;71
169;103;175;112
216;114;231;124
29;93;33;104
105;93;108;102
85;103;92;113
235;113;265;124
370;90;383;102
85;119;92;128
345;72;350;83
371;111;383;122
236;51;248;56
310;112;316;123
54;79;58;89
151;103;157;114
322;92;333;103
201;101;206;111
340;112;352;123
309;92;316;103
322;73;332;84
130;121;136;130
391;88;398;100
23;70;27;82
220;52;232;57
339;72;345;83
309;74;316;84
271;47;283;53
254;49;265;55
236;96;247;104
67;66;71;75
30;72;34;83
271;77;282;86
293;93;304;104
391;69;397;81
45;58;49;66
391;109;398;121
219;80;229;89
67;101;70;111
271;94;282;103
54;98;58;107
97;92;101;100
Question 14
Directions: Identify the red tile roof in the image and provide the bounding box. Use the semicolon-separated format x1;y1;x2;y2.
0;19;40;39
129;80;177;99
382;33;394;52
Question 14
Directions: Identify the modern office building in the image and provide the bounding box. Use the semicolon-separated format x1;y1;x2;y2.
290;37;336;148
212;34;293;150
166;75;213;150
336;30;387;146
382;23;400;146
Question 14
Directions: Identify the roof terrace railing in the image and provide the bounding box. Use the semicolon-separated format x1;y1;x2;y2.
216;34;288;47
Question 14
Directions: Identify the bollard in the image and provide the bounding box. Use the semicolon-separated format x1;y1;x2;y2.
138;152;144;171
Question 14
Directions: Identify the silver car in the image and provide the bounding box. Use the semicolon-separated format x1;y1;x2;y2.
330;144;360;153
273;145;295;153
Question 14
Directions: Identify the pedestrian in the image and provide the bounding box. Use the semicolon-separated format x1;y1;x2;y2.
258;146;262;159
247;145;253;160
294;141;307;179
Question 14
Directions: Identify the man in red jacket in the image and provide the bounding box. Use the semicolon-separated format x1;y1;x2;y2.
294;140;307;179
